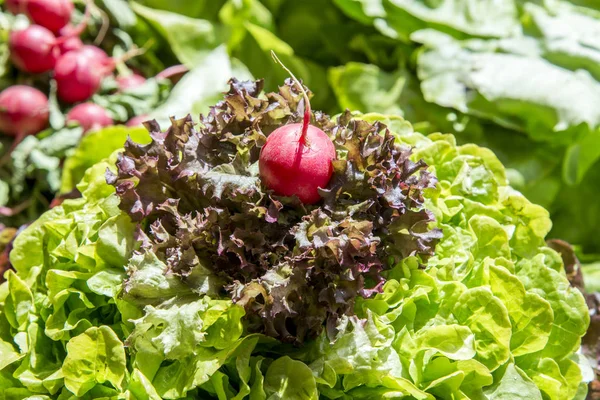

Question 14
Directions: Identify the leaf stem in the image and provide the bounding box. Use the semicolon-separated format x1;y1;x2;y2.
54;0;91;45
156;64;189;81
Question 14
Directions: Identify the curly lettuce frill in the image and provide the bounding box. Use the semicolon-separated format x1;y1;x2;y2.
107;79;441;344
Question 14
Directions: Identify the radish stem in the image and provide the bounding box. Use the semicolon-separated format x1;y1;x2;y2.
270;51;311;144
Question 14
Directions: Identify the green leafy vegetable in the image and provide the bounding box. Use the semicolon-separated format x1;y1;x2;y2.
60;126;151;195
264;356;318;399
62;326;126;396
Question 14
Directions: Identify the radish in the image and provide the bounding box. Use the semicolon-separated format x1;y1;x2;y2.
9;25;60;73
66;102;112;132
0;85;49;165
258;53;336;204
79;44;110;67
55;44;144;103
0;85;49;138
9;2;89;74
54;49;105;103
57;24;83;55
24;0;74;34
116;73;146;91
126;115;149;127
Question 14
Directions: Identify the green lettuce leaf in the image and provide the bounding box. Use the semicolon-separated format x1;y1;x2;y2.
61;126;151;194
264;356;318;400
62;326;126;396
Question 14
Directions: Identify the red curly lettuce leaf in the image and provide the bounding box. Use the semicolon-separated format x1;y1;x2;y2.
108;79;441;344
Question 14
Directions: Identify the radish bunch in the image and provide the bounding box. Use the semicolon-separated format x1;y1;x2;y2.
8;0;86;75
7;0;118;104
1;0;189;152
0;0;152;144
0;0;188;227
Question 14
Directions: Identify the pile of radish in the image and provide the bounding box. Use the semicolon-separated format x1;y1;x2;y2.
0;0;155;151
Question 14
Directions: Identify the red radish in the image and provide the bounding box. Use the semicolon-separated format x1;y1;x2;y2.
9;25;60;73
259;53;336;204
79;45;110;66
54;49;106;103
66;102;112;132
9;7;88;74
0;86;49;137
116;73;146;91
24;0;74;34
57;24;83;54
126;115;149;127
55;44;145;102
78;45;117;79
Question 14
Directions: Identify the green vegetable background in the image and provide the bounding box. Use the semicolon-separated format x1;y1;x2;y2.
0;0;599;399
